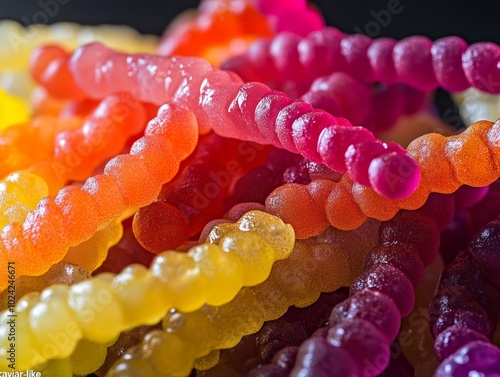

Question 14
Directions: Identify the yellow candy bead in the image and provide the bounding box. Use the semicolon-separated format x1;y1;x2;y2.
220;233;275;286
5;170;49;208
152;252;210;312
67;279;124;344
29;285;82;359
113;264;169;328
188;243;244;306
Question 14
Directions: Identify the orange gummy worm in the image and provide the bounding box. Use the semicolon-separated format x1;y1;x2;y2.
0;103;198;288
266;120;500;238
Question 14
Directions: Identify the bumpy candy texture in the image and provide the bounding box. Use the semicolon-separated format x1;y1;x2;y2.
429;213;500;374
0;211;294;374
266;119;500;238
105;219;380;376
0;103;197;286
288;196;449;377
2;2;500;377
66;42;422;199
225;27;500;94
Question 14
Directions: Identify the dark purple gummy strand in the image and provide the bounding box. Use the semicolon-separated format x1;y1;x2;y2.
223;27;500;94
69;43;420;199
439;185;491;264
300;72;428;132
239;193;453;377
432;215;500;376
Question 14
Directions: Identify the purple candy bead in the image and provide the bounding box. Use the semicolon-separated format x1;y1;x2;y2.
393;36;438;91
435;341;500;377
463;43;500;94
329;288;401;341
270;32;304;79
341;34;374;83
379;211;441;266
367;38;397;83
297;28;346;78
439;252;500;323
432;309;493;339
317;125;373;173
345;140;388;186
350;264;415;317
255;92;293;147
300;91;343;117
275;101;313;153
289;337;358;377
429;286;488;331
434;325;490;361
431;36;470;92
364;242;425;287
311;72;372;126
467;219;500;287
291;110;337;163
327;318;390;377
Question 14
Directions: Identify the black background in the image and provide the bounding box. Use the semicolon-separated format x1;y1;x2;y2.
0;0;498;44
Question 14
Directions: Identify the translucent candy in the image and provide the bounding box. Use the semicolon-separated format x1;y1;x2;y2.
0;211;294;370
105;220;379;376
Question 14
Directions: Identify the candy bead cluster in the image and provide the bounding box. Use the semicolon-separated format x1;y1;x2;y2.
0;210;294;373
106;218;379;376
225;27;500;94
0;1;500;376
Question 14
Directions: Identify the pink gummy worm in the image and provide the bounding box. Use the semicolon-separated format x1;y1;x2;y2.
223;27;500;94
68;43;420;199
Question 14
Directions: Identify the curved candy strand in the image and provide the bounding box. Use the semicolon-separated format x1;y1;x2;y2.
288;195;452;377
266;119;500;238
0;210;294;372
64;43;420;199
0;115;81;182
0;103;197;287
224;27;500;94
104;219;379;376
0;92;148;190
431;215;500;375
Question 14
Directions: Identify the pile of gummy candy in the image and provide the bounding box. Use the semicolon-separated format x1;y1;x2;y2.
1;0;500;376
